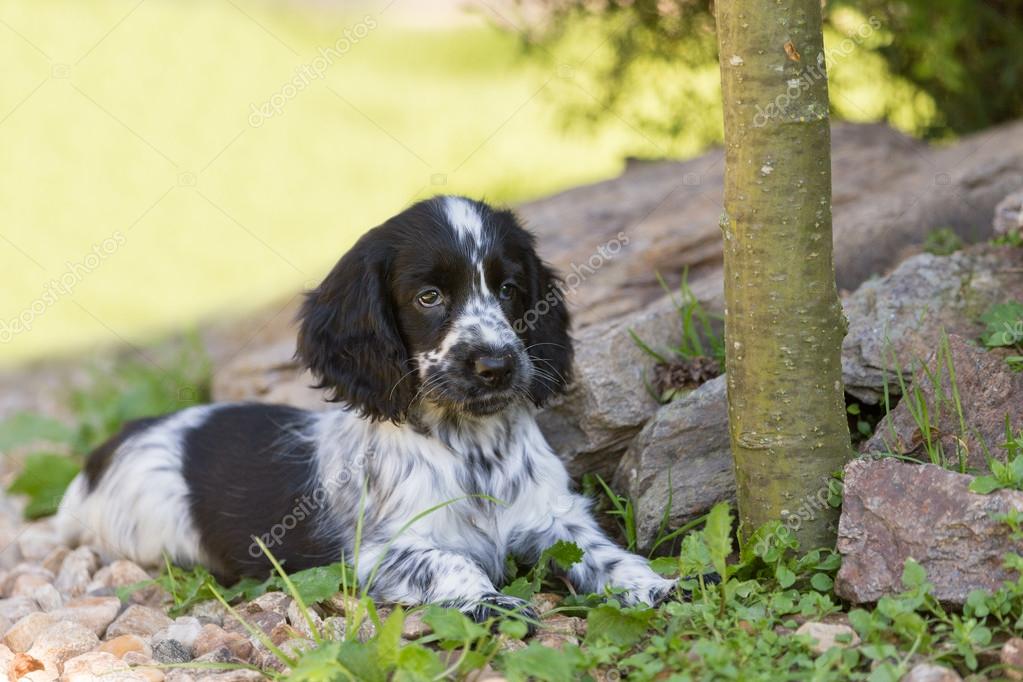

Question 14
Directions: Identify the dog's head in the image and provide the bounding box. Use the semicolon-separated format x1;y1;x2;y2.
297;196;573;422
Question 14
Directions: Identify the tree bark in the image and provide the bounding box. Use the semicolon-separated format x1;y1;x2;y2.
715;0;852;549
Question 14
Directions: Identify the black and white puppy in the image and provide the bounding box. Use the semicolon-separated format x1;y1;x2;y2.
56;196;675;623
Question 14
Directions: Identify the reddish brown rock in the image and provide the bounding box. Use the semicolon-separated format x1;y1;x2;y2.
835;458;1023;605
223;603;286;640
192;623;253;662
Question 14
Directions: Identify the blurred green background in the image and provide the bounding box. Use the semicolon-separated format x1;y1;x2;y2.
3;0;1018;368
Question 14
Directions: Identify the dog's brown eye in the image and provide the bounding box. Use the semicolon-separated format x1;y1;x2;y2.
416;288;443;308
499;282;517;301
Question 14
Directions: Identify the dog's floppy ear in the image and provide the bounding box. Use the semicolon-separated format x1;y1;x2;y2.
524;255;574;405
296;231;412;422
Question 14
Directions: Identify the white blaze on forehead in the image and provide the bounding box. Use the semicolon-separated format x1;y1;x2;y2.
443;196;484;249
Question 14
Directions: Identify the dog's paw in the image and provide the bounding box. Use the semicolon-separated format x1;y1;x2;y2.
618;575;679;607
465;593;540;635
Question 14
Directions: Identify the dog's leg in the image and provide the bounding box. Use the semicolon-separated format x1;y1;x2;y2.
511;493;677;606
360;543;539;627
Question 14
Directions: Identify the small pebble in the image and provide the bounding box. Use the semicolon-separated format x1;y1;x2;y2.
1002;636;1023;681
51;595;121;637
97;633;151;659
155;616;202;651
17;526;60;563
29;584;62;612
192;623;253;662
900;663;962;682
0;596;41;624
40;548;69;576
106;604;173;638
249;592;292;616
153;637;192;665
401;611;431;639
26;620;98;672
795;621;860;655
54;548;98;598
3;611;57;653
286;600;322;639
61;651;131;681
187;600;227;625
10;651;46;678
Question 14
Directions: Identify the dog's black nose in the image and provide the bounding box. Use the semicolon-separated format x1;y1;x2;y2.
473;355;513;387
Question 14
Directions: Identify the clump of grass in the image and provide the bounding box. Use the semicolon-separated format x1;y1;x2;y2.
922;227;964;256
991;230;1023;248
631;268;725;403
880;332;970;473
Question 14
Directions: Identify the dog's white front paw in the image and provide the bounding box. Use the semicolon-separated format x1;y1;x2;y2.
611;564;678;606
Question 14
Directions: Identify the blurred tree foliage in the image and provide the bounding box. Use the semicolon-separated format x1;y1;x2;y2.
510;0;1022;147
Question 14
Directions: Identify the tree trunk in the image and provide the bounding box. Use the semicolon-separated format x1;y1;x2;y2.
715;0;852;549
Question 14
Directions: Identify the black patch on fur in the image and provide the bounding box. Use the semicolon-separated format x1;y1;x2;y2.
182;404;343;580
296;227;413;422
296;196;574;422
84;415;167;491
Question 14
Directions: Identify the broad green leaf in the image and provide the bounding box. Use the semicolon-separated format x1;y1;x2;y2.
422;606;487;642
541;540;584;570
219;576;273;602
336;640;387;682
502;642;583;682
395;644;444;680
585;603;655;647
810;572;834;592
288;642;348;682
649;556;678;576
775;564;796;588
374;607;405;669
980;302;1023;348
901;558;927;589
8;453;80;518
847;608;873;636
0;413;75;451
499;618;529;639
286;563;350;604
969;476;1002;495
501;576;535;600
703;501;733;580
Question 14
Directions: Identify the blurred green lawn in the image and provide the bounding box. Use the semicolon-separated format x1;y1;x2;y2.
0;1;667;368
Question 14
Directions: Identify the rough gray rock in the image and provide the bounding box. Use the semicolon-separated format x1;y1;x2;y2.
863;334;1023;469
835;457;1023;606
612;376;733;552
152;637;192;665
537;296;692;480
841;246;1023;404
